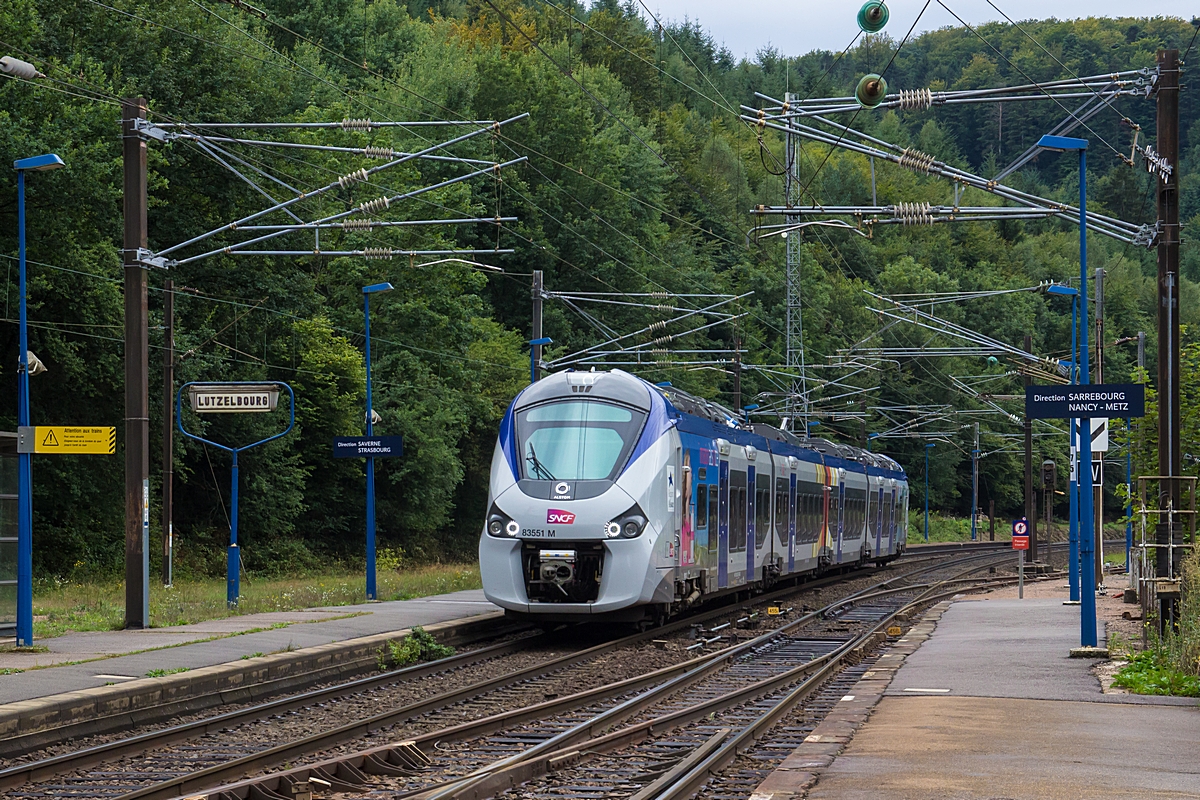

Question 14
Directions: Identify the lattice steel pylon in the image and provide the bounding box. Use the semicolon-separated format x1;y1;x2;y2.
783;92;809;428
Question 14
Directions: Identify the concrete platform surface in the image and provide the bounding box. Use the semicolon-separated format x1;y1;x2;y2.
806;695;1200;800
0;589;498;705
753;595;1199;800
886;598;1193;705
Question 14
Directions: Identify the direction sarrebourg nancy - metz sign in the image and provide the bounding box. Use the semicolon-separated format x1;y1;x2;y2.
1024;383;1145;420
190;383;280;413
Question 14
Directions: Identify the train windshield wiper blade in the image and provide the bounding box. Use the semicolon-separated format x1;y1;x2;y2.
526;444;556;481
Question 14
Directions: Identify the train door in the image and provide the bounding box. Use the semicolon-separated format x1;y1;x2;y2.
755;470;771;578
671;445;681;568
745;465;756;578
886;486;897;554
836;481;846;564
718;460;730;589
729;469;747;585
788;472;797;573
874;485;884;558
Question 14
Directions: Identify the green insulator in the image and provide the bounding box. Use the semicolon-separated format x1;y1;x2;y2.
857;1;889;33
987;356;999;366
855;73;888;108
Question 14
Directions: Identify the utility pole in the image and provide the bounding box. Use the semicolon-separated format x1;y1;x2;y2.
531;270;544;381
971;422;979;541
162;279;174;587
1094;267;1105;589
122;98;150;629
989;498;995;542
1024;333;1038;560
1154;48;1181;627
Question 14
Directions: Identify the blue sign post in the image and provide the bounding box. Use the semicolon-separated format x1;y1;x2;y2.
177;382;295;607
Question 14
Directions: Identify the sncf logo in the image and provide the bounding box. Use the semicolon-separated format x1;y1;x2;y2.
547;509;576;524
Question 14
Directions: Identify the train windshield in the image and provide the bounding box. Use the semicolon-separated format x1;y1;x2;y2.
516;401;646;481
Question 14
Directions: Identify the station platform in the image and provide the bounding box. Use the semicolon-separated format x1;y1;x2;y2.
0;590;501;748
753;592;1200;800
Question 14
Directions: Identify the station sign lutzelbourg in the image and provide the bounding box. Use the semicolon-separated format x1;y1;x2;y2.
1024;384;1145;420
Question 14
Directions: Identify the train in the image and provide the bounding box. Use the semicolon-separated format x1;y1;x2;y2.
479;368;910;625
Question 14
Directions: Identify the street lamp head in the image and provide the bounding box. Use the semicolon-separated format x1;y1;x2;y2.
1045;284;1078;297
363;282;394;294
868;432;880;439
530;337;553;346
13;153;64;172
925;442;937;449
1036;134;1088;152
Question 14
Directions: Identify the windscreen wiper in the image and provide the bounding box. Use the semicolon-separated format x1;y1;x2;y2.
526;444;556;481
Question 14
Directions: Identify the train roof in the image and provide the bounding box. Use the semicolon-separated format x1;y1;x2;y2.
531;369;905;481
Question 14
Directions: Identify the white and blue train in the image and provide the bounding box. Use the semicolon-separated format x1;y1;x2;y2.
480;369;909;624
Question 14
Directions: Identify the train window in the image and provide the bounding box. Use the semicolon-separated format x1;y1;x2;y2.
755;475;770;549
698;467;707;480
709;490;719;538
731;487;747;551
516;400;647;481
697;485;709;529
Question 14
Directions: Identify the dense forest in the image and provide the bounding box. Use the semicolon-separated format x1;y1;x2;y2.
1;0;1197;579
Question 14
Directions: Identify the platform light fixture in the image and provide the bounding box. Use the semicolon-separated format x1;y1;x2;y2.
1036;133;1097;649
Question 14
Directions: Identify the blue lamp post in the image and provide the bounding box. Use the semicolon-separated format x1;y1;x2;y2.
742;403;759;423
867;432;879;452
529;337;552;384
1038;134;1096;647
924;442;936;542
1048;283;1081;604
363;282;393;601
13;153;64;646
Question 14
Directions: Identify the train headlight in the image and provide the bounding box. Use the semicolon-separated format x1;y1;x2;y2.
608;504;647;539
487;503;519;538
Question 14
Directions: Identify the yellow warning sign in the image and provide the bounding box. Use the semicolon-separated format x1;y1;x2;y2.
767;606;781;616
28;426;116;455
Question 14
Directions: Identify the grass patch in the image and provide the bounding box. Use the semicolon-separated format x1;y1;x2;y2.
376;627;456;671
145;667;190;678
1111;546;1200;697
1112;650;1200;697
31;563;481;639
907;514;989;543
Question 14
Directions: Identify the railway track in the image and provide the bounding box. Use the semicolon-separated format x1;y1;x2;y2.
0;551;1041;800
104;550;1035;800
0;553;936;800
